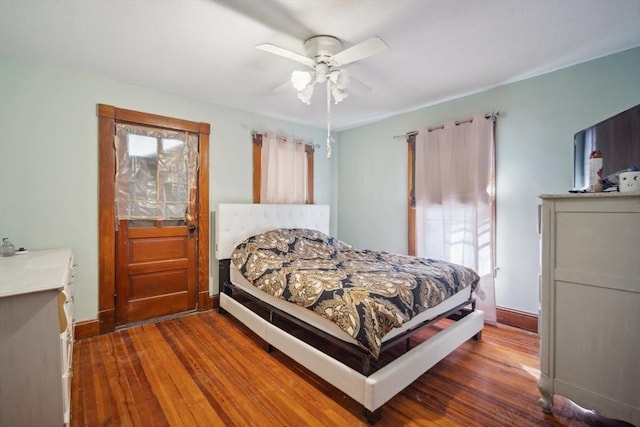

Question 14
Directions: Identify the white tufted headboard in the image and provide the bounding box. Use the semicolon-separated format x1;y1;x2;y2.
215;203;330;259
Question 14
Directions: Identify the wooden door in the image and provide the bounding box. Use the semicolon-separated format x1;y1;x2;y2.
98;105;210;334
113;124;200;326
115;219;197;325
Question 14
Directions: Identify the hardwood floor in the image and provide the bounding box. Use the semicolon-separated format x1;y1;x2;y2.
71;311;632;426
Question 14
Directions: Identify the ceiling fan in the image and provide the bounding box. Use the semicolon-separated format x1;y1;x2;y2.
256;35;389;105
256;35;388;159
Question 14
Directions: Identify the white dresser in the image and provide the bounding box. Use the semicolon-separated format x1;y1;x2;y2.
537;193;640;425
0;248;75;427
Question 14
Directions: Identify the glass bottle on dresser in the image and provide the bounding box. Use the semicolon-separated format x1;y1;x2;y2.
0;238;15;257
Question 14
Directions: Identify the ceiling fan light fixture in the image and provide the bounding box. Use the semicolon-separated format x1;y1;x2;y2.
291;70;313;90
297;84;314;104
330;84;348;104
330;69;350;88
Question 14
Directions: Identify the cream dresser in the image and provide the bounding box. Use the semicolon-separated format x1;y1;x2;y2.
0;248;75;427
537;193;639;425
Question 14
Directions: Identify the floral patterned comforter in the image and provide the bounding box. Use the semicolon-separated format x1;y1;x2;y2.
231;228;479;358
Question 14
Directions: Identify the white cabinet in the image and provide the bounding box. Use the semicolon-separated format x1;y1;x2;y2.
0;249;75;427
537;193;640;425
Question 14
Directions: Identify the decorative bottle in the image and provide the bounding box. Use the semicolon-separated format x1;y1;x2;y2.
588;150;603;192
0;238;15;257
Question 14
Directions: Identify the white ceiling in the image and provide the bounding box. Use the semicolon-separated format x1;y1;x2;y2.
1;0;639;131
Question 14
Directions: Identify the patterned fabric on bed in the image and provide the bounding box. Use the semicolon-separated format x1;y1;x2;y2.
231;228;479;358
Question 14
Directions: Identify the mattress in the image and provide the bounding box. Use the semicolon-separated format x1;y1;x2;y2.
230;263;473;346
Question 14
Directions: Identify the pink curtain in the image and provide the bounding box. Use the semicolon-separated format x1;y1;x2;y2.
415;113;497;324
260;133;307;203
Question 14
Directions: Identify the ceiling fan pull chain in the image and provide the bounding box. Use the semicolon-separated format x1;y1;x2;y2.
326;82;332;159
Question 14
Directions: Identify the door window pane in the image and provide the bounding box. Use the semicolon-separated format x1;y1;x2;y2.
115;124;198;220
159;138;189;218
128;220;157;228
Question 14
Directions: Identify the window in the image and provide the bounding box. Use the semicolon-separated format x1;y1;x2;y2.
407;133;417;255
407;114;495;260
408;113;497;324
115;123;198;220
252;133;314;204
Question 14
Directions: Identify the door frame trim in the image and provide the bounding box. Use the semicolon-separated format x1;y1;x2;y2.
97;104;210;334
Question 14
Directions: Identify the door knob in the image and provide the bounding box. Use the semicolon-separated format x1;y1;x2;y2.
189;225;197;233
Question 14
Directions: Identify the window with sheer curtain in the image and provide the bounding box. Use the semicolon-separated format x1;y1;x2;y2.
409;113;497;324
252;132;314;204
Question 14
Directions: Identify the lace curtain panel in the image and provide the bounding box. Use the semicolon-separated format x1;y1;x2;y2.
414;113;497;324
115;123;198;220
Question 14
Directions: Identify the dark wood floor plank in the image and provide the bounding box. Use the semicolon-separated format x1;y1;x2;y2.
155;318;246;426
101;332;147;427
188;319;298;425
117;330;167;426
71;311;632;427
130;323;227;426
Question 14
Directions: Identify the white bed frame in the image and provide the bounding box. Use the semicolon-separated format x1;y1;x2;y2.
216;203;484;423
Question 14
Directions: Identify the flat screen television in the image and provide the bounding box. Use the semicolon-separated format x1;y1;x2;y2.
573;104;640;190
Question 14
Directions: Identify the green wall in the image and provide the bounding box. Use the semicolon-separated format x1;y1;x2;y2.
337;47;640;314
2;47;638;321
0;55;337;322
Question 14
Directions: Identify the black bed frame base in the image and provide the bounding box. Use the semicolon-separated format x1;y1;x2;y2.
364;407;383;424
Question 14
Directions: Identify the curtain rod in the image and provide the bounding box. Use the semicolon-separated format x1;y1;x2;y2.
251;130;320;148
392;111;502;140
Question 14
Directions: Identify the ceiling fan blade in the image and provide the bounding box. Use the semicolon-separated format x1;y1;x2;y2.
345;75;371;96
256;43;316;68
333;37;389;66
273;79;293;93
212;0;312;41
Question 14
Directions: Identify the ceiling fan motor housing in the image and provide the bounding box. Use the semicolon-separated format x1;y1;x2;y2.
304;36;342;65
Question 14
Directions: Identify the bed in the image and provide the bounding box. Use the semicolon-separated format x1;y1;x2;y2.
216;203;484;423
